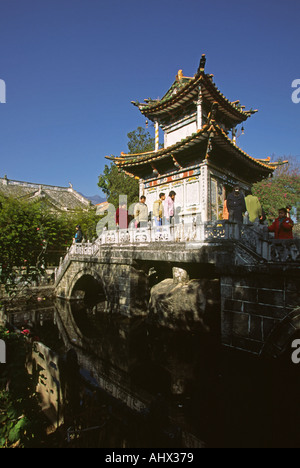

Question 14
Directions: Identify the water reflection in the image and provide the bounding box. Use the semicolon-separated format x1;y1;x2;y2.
1;299;260;447
5;305;64;353
4;297;300;447
52;297;221;447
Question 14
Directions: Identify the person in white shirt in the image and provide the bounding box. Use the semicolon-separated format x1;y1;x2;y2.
134;196;148;228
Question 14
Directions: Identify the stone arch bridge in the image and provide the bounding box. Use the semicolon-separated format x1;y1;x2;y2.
55;221;300;358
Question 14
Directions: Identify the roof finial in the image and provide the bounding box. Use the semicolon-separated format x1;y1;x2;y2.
207;101;218;122
198;54;206;73
176;69;183;82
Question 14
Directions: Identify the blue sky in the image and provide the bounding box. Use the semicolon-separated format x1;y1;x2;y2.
0;0;299;197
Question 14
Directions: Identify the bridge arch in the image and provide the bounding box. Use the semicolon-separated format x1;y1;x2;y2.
67;266;107;305
261;307;300;359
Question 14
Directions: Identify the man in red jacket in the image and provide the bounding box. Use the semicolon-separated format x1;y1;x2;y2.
268;208;294;239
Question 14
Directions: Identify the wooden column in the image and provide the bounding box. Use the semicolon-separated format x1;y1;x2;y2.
155;120;159;152
197;86;203;130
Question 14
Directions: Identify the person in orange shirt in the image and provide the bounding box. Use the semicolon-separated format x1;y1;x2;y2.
223;199;229;220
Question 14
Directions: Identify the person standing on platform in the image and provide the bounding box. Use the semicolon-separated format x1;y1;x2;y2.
164;191;176;224
227;185;246;224
268;208;294;239
153;193;165;226
134;196;148;228
223;199;229;220
116;203;129;229
74;225;83;243
245;190;263;223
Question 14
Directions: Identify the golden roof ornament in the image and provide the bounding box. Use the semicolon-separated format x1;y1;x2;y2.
176;69;183;82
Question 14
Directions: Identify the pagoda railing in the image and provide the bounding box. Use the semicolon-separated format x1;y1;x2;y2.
54;221;300;283
96;221;271;252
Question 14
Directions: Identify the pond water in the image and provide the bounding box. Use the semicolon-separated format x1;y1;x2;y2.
3;298;300;448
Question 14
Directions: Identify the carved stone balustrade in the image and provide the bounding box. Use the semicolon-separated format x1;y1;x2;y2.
270;239;300;263
54;221;300;284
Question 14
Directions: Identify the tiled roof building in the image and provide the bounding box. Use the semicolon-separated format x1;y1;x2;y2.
0;176;91;213
108;54;282;222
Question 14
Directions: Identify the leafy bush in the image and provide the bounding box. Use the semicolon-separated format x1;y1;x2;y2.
0;328;46;447
252;171;300;222
0;197;101;283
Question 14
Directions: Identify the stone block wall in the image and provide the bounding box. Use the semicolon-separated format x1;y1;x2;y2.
221;271;299;355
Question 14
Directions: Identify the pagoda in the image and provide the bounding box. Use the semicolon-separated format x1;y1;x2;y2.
107;54;276;222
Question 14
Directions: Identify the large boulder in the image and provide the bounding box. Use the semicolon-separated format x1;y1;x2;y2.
149;269;220;331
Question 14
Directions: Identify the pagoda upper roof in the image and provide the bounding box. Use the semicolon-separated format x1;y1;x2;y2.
106;120;276;183
131;55;257;125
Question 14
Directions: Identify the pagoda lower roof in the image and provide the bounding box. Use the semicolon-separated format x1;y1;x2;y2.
132;59;257;125
106;123;275;180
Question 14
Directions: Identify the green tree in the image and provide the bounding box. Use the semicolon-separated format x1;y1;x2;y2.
69;205;101;241
98;126;155;207
252;159;300;222
127;126;155;154
98;163;139;207
0;197;101;293
0;197;71;269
